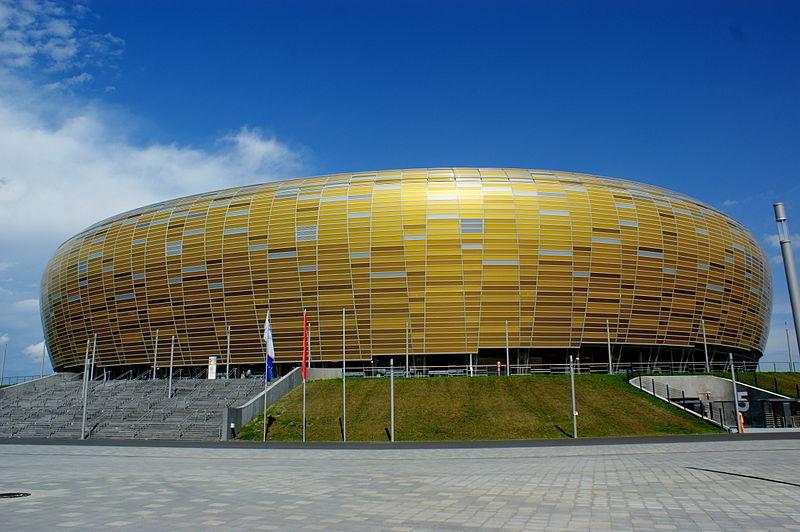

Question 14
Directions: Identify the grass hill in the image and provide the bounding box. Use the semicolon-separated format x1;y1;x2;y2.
239;374;721;441
736;371;800;398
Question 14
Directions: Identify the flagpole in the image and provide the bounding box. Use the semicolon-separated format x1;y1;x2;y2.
701;319;710;372
151;329;159;380
569;354;577;439
40;344;46;378
79;337;91;440
89;333;97;382
268;311;270;442
226;325;231;379
0;341;7;386
302;308;308;443
390;358;395;442
168;335;175;399
342;307;347;442
606;319;613;375
505;320;510;376
261;311;277;442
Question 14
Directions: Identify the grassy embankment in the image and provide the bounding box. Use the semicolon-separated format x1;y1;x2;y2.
239;374;721;441
736;371;800;398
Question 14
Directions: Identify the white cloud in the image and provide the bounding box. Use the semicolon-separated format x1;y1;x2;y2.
13;298;38;312
765;233;800;248
0;0;123;73
0;0;305;243
0;93;305;239
44;71;92;91
763;318;798;362
0;333;8;344
722;199;738;207
22;340;44;361
0;0;309;380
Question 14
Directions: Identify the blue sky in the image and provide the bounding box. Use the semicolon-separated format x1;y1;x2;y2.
0;0;798;377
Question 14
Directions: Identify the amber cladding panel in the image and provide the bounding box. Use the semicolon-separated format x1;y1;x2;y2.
40;169;772;370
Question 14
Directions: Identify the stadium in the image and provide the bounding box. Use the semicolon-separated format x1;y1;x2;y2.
40;168;772;376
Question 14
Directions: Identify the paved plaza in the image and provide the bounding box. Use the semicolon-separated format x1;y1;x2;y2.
2;437;800;530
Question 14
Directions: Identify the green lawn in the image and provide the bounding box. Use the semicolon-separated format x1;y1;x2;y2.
239;374;721;441
736;372;800;398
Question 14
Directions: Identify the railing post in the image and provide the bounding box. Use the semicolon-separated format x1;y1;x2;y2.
342;308;347;442
606;319;613;374
168;336;175;399
389;358;395;442
729;352;740;433
226;325;231;379
405;322;410;378
505;321;510;376
40;344;47;379
151;329;160;381
569;354;577;439
0;341;7;386
79;337;91;440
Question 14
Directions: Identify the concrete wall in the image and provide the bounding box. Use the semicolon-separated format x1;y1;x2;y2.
631;374;794;429
308;368;343;381
222;366;343;439
631;374;791;401
632;375;734;401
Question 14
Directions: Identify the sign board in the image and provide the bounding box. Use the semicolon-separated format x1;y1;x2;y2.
208;355;217;380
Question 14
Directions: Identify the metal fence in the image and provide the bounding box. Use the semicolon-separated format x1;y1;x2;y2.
754;361;800;372
631;375;733;430
335;360;762;378
0;374;50;387
6;358;791;387
222;367;302;439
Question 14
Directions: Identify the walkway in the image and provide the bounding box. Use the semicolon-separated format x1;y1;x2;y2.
2;436;800;529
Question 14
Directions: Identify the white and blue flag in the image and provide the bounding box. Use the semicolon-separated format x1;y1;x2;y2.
263;312;275;382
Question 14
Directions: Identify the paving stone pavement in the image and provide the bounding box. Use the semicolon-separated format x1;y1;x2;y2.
2;438;800;530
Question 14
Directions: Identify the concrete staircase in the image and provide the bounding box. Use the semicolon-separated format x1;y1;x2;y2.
0;373;265;441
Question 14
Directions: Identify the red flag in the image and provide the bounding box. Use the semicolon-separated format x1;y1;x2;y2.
301;309;308;380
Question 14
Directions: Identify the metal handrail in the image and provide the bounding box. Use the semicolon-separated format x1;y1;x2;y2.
338;360;762;377
114;369;133;381
0;374;46;386
132;377;207;437
631;375;730;430
131;381;182;437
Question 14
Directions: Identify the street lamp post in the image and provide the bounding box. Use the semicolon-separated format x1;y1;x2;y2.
774;203;800;368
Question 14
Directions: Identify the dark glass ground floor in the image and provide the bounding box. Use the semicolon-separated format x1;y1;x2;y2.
61;343;762;380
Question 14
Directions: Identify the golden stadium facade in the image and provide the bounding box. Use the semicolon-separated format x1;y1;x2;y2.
40;168;771;372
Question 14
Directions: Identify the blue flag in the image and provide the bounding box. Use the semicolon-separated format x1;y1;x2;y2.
263;312;275;382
